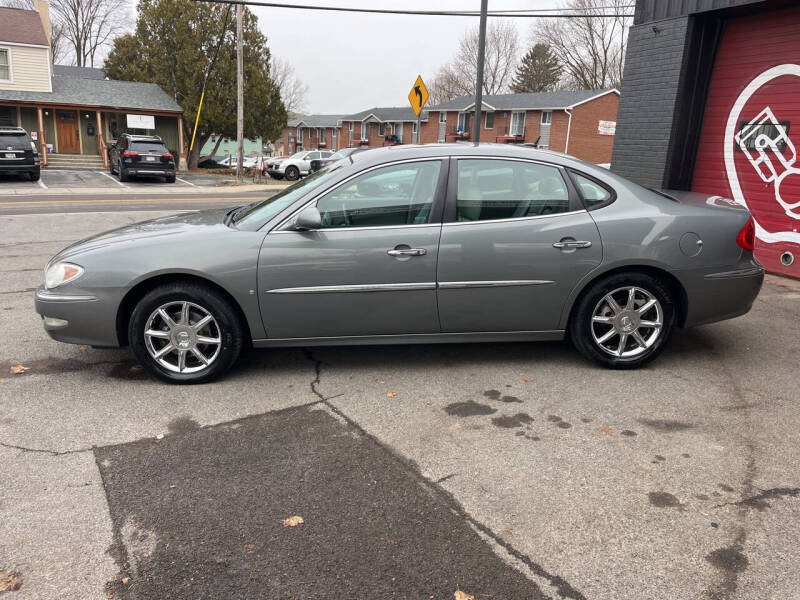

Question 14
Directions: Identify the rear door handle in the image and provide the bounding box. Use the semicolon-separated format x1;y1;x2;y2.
387;248;426;257
552;240;592;249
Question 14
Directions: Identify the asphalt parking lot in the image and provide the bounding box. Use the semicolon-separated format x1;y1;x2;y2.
1;210;799;600
0;169;242;192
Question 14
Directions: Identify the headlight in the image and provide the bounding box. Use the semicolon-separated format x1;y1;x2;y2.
44;262;84;289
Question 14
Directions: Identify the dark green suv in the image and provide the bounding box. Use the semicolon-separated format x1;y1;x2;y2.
0;127;41;181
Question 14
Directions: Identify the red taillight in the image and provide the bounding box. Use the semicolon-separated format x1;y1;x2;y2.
122;151;139;157
162;153;173;159
736;217;755;251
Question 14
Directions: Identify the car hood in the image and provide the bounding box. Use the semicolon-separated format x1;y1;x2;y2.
52;208;232;262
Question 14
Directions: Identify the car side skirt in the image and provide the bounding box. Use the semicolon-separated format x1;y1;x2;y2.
252;330;565;348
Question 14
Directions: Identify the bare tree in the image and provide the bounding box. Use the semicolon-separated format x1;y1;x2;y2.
51;0;131;67
270;56;309;115
534;0;631;90
428;21;519;104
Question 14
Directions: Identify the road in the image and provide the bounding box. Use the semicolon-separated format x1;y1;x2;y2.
1;210;800;600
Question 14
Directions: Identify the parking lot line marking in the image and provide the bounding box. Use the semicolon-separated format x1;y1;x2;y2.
175;177;196;187
0;196;250;207
37;179;47;189
100;171;127;188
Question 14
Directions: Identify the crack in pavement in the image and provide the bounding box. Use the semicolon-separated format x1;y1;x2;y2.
0;440;92;456
713;487;800;511
301;348;587;600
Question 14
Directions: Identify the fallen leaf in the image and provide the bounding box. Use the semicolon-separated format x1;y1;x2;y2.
243;543;256;554
522;377;532;383
454;591;474;600
599;426;615;435
0;572;22;592
10;364;27;375
386;392;396;398
121;577;130;586
283;515;304;527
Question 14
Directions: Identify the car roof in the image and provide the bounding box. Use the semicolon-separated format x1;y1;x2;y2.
346;142;604;173
123;134;163;141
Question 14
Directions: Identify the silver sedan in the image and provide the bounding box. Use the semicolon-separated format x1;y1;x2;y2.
34;144;764;383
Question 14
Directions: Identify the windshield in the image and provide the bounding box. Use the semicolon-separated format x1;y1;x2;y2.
0;132;29;149
235;164;342;227
289;151;306;159
329;150;350;159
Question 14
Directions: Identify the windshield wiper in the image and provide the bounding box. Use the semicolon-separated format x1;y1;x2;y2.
227;200;261;225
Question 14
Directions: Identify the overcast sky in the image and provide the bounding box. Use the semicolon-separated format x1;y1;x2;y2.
253;0;563;114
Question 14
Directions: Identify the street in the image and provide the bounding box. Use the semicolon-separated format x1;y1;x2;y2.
1;208;799;600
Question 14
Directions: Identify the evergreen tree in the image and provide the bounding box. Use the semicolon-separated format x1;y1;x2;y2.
511;43;562;93
104;0;286;167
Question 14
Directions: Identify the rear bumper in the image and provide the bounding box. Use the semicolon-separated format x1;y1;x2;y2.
127;167;174;176
0;163;38;173
34;286;120;347
678;259;764;327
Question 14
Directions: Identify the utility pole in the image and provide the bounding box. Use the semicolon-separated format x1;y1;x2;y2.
236;2;244;181
473;0;488;146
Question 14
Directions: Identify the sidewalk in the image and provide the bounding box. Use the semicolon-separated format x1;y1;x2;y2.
0;182;287;196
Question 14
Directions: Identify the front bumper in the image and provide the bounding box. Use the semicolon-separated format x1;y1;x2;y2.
34;286;120;347
679;259;765;327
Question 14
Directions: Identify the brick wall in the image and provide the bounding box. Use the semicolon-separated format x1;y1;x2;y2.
610;17;691;187
562;92;620;163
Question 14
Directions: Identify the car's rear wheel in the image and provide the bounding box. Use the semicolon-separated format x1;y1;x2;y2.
129;283;245;384
569;272;675;369
29;171;40;182
165;174;176;183
284;166;299;181
119;164;129;182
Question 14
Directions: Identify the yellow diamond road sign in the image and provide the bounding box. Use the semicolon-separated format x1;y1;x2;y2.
408;75;429;117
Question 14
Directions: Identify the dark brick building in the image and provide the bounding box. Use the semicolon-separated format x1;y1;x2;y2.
612;0;800;278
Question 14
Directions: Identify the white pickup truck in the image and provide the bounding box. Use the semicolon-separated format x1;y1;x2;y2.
265;150;333;181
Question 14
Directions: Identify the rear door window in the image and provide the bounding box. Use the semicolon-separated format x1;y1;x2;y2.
455;159;570;221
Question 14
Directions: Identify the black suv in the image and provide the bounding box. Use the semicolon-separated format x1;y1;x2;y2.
0;127;41;181
108;134;176;183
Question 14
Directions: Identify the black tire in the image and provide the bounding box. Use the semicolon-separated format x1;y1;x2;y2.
284;166;299;181
569;272;676;369
109;158;117;175
128;283;245;384
119;164;129;182
270;174;284;180
29;171;40;182
165;174;176;183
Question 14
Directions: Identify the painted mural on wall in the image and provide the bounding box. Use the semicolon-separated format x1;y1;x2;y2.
691;6;800;278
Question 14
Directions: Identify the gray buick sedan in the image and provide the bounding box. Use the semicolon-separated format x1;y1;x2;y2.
35;144;763;383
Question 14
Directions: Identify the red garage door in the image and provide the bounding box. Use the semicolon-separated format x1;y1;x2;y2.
692;5;800;278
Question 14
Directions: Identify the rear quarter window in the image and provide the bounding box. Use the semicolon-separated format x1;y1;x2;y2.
569;170;615;209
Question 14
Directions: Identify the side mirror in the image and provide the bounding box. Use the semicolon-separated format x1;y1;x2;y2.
293;206;322;231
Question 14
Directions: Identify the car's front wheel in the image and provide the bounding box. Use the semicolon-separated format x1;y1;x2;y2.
129;283;245;383
284;166;299;181
569;272;675;369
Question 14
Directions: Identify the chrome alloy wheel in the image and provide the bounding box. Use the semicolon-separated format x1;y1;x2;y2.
143;301;222;373
590;286;663;358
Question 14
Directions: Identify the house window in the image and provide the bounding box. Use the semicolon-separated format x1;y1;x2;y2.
457;112;471;133
439;112;447;123
395;122;403;143
319;128;326;144
348;122;353;142
361;122;370;140
297;127;303;143
0;49;10;81
510;112;525;136
484;112;494;129
541;111;552;125
378;123;385;136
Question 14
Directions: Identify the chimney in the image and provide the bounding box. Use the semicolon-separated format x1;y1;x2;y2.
32;0;51;49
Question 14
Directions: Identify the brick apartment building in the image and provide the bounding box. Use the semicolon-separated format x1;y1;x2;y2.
339;107;429;148
422;89;619;163
284;114;345;155
279;89;619;164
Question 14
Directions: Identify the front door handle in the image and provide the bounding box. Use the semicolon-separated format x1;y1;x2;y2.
552;240;592;249
387;247;426;257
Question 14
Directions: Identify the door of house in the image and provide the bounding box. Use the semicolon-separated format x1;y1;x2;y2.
437;112;447;142
56;110;80;154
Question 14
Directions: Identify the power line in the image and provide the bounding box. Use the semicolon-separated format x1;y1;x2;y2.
193;0;633;18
